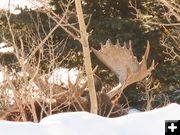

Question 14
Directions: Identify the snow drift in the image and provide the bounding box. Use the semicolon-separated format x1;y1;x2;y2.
0;103;180;135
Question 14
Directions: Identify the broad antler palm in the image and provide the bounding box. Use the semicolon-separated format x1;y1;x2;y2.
92;40;155;99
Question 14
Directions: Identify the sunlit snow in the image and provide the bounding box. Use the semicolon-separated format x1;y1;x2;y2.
0;103;180;135
48;67;86;87
0;0;42;14
0;42;14;53
0;71;4;83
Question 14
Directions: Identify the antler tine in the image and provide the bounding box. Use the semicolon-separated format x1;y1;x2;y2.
74;69;81;86
140;41;150;69
128;40;132;51
116;40;120;46
68;72;74;91
149;59;155;72
106;39;112;45
127;41;135;57
145;41;150;61
123;42;127;49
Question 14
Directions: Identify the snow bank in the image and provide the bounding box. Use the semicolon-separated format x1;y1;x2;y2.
0;103;180;135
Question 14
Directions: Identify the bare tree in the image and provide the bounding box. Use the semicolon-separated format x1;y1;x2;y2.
74;0;97;113
35;0;98;113
0;9;72;121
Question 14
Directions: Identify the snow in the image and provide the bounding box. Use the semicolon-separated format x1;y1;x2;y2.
0;71;4;83
0;65;85;88
127;108;141;114
0;46;14;53
0;103;180;135
0;66;86;103
48;67;78;85
48;67;86;87
0;42;14;53
0;0;42;14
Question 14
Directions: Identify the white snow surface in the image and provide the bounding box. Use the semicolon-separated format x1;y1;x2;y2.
0;103;180;135
0;0;42;14
48;67;86;87
0;42;14;53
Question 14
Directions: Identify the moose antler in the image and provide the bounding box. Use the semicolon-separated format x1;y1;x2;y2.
92;40;155;99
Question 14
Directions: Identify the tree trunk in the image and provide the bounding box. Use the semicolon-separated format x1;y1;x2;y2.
75;0;98;114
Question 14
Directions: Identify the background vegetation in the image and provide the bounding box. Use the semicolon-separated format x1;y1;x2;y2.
0;0;179;121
